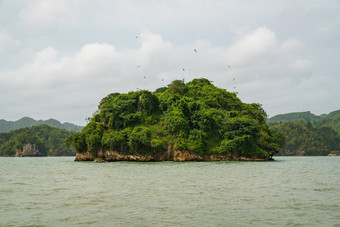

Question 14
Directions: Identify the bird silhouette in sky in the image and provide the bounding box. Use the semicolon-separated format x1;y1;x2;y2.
232;78;236;81
136;65;141;68
182;68;185;71
194;49;197;53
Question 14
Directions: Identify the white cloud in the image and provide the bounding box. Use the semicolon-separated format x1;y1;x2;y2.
0;31;21;53
0;0;338;125
226;27;277;66
1;28;325;125
276;38;304;54
20;0;81;27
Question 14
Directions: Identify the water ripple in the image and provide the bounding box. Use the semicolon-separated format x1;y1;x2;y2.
0;156;339;226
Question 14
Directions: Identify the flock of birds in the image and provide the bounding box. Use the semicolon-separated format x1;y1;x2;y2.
134;35;237;90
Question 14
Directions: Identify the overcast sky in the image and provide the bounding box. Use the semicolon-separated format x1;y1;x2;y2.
0;0;339;125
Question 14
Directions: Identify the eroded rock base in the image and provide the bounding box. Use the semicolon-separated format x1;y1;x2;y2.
75;149;269;162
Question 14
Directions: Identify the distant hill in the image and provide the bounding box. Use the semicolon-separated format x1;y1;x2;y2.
270;121;340;156
268;110;340;134
0;124;75;156
268;110;340;156
313;110;340;134
0;117;83;133
267;111;321;123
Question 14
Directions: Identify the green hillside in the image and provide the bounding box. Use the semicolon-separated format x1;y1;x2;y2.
270;121;340;156
268;110;340;133
268;110;340;156
67;78;284;161
267;111;320;123
313;110;340;134
0;117;83;133
0;124;76;156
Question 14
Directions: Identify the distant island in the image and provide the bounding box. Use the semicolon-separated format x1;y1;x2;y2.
267;110;340;156
0;125;75;156
66;78;284;162
0;117;83;133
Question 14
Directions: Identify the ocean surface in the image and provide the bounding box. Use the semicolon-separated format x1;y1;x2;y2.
0;156;339;227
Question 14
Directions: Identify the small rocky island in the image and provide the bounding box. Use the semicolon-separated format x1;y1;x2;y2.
67;78;284;162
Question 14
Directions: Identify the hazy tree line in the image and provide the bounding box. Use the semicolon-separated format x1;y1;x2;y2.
268;110;340;156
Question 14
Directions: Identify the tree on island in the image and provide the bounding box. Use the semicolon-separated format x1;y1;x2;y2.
67;78;284;161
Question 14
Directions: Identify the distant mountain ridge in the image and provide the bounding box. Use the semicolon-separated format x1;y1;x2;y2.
0;117;83;133
267;111;320;123
268;110;340;134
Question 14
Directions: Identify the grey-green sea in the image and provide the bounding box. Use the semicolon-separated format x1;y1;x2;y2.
0;156;339;227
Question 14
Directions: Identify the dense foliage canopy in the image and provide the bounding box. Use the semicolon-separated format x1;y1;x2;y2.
0;125;75;156
269;121;340;156
313;110;340;135
268;110;340;156
67;78;284;159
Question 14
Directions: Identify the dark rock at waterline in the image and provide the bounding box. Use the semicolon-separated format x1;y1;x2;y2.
75;148;270;162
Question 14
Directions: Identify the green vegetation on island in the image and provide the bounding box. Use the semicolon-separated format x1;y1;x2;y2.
268;110;340;156
67;78;284;161
0;117;83;133
0;125;75;156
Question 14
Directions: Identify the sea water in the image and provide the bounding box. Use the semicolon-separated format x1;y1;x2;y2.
0;156;339;226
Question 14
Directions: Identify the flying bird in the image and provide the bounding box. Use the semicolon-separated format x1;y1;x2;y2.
232;78;236;81
136;65;141;68
182;68;185;71
194;49;197;53
144;76;146;78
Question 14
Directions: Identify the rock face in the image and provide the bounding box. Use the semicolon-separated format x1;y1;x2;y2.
15;143;40;157
328;153;340;156
75;147;269;162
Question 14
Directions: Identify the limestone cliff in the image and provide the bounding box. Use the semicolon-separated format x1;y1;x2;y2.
15;143;40;157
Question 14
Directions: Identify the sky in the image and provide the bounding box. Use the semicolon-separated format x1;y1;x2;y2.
0;0;339;126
